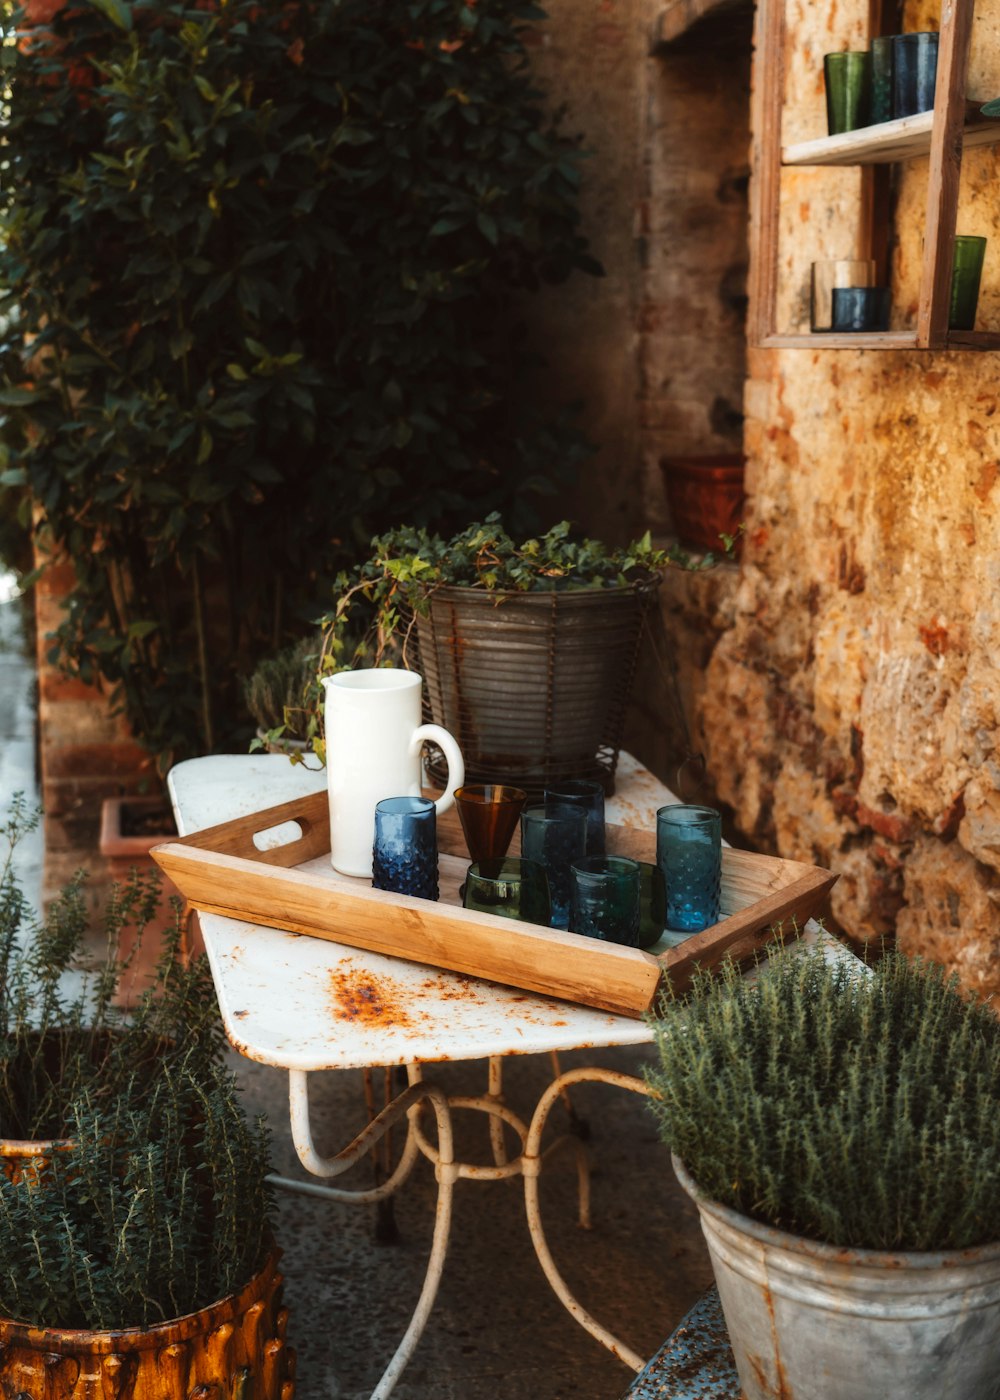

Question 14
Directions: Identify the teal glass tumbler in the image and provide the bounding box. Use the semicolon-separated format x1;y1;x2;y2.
372;796;438;900
520;802;588;930
463;857;551;925
568;856;641;947
543;779;606;856
949;236;987;331
656;804;722;934
830;285;890;332
869;36;896;124
824;51;871;134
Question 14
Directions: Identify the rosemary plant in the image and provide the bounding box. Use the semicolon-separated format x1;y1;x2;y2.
0;795;224;1141
0;1051;274;1329
0;797;274;1328
645;945;1000;1253
244;636;323;747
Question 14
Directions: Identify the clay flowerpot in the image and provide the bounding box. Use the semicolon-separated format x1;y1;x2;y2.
99;796;203;1001
0;1247;295;1400
659;454;746;555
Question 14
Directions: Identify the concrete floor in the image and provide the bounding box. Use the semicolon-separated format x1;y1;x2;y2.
0;585;716;1400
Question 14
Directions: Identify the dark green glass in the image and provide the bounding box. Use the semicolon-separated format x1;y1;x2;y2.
949;236;987;331
463;857;551;926
636;860;668;950
870;36;895;124
568;856;640;948
824;51;871;134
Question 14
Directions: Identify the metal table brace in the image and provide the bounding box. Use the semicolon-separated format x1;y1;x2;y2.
269;1057;653;1399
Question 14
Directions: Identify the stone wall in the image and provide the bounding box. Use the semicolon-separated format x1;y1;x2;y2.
699;0;1000;998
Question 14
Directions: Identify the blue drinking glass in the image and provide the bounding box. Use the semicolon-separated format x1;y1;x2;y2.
372;796;438;901
543;779;606;856
656;804;722;934
569;856;641;947
893;32;938;119
520;803;588;930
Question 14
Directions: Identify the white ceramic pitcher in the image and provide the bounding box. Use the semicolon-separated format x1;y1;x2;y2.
321;669;464;876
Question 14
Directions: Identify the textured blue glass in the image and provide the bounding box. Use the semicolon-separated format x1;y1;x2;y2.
569;856;640;947
372;796;438;901
656;805;722;933
543;780;606;856
893;32;938;118
520;803;587;930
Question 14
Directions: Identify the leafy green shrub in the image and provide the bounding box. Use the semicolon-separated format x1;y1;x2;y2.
645;946;1000;1252
0;0;598;770
244;635;322;747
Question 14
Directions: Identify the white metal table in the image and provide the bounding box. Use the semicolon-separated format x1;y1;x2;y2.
166;754;832;1398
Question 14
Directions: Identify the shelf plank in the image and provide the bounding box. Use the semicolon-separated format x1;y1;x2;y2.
761;331;919;349
782;110;1000;167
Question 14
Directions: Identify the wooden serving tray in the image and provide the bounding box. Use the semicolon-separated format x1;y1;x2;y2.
151;792;837;1019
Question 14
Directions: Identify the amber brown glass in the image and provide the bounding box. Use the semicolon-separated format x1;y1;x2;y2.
454;784;528;865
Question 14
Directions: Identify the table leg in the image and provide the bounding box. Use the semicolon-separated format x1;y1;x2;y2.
522;1064;653;1373
272;1069;459;1400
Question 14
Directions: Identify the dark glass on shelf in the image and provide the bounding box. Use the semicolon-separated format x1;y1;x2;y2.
893;32;939;118
870;35;896;124
830;286;891;333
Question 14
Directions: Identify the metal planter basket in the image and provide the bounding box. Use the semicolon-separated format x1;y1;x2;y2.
413;578;659;795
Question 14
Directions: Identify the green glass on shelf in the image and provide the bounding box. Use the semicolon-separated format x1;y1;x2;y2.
824;51;872;134
949;236;987;331
870;36;895;124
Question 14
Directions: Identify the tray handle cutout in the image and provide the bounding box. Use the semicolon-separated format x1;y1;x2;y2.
172;790;332;868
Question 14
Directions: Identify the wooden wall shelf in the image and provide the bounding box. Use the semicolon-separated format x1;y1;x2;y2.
783;108;1000;168
749;0;999;350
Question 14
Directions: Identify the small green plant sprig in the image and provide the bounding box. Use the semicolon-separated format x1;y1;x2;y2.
645;944;1000;1253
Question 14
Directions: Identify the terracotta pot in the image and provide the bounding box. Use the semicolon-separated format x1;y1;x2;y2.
659;454;746;555
0;1247;295;1399
99;797;204;1003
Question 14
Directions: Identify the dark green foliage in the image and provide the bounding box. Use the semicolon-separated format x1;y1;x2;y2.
0;0;597;771
645;945;1000;1252
0;797;273;1328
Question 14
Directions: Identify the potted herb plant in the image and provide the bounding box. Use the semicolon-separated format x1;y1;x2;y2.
319;516;709;793
245;636;323;760
644;945;1000;1400
0;798;295;1399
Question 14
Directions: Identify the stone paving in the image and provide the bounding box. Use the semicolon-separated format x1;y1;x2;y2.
0;583;716;1399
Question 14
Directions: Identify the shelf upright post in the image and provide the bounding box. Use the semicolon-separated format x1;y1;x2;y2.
747;0;786;346
916;0;976;348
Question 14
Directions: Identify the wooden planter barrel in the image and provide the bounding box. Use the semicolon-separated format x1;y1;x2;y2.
0;1248;295;1400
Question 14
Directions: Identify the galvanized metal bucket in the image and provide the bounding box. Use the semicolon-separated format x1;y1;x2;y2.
413;580;659;796
673;1156;1000;1400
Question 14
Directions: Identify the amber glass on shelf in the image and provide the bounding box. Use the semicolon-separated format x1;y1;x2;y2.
454;784;527;865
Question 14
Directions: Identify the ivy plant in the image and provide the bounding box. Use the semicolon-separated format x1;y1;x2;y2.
0;0;599;771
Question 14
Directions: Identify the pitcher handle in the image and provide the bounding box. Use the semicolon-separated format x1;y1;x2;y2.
410;724;465;815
